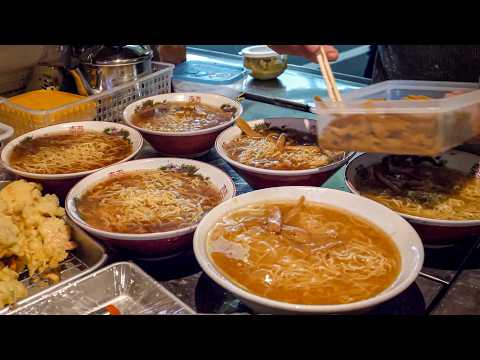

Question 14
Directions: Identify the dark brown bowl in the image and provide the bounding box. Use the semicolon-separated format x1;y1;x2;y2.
345;151;480;247
232;166;340;189
96;231;194;259
142;131;223;158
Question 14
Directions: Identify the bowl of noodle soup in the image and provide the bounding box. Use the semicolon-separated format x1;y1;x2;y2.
66;158;236;259
1;121;143;197
193;186;423;314
123;92;242;158
215;118;354;189
345;151;480;246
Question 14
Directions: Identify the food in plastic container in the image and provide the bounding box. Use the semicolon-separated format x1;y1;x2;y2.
172;61;247;99
240;45;288;80
0;90;97;138
314;80;480;156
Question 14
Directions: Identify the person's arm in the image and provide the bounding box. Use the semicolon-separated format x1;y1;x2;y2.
150;45;186;65
268;45;339;62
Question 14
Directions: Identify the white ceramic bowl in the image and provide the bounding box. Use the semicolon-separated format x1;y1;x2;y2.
66;158;236;259
193;186;424;314
1;121;144;198
345;151;480;246
215;118;355;189
1;121;144;181
123;92;243;157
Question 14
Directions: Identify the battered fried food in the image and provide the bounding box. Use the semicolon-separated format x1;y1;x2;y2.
0;267;27;309
0;180;75;309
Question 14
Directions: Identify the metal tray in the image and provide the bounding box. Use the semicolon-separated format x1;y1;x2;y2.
9;262;195;315
0;218;108;314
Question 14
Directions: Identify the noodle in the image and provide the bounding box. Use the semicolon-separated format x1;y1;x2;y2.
10;129;132;174
131;97;237;132
356;155;480;221
207;199;400;305
224;124;345;170
77;165;223;234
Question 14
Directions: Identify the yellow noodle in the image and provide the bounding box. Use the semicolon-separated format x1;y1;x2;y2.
77;168;222;234
207;200;400;305
10;131;132;174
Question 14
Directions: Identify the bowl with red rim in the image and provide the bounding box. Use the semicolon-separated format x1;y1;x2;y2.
123;92;242;158
0;121;144;198
65;157;236;259
215;117;355;189
345;151;480;246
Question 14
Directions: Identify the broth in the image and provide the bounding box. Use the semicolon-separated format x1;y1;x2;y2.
224;123;344;170
208;198;400;305
131;97;237;132
77;166;223;234
10;129;133;174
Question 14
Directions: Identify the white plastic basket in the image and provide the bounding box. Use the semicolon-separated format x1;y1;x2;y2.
92;62;174;123
0;121;14;180
0;62;174;137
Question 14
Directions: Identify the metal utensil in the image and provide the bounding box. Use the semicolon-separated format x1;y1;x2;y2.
242;92;313;113
70;45;153;96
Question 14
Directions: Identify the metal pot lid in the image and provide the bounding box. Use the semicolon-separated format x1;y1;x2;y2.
80;45;153;65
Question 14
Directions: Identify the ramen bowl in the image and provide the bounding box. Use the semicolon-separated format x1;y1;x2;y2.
193;186;424;314
215;118;355;189
123;92;243;158
345;151;480;247
0;121;144;198
66;158;236;259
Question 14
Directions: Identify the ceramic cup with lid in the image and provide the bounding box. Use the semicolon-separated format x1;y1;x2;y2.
240;45;288;80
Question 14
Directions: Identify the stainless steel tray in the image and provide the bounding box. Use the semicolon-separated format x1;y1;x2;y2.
1;219;108;314
9;262;195;315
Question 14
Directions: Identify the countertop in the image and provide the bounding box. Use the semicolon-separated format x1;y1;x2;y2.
108;48;480;315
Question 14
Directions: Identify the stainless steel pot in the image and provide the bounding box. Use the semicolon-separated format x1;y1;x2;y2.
70;45;153;96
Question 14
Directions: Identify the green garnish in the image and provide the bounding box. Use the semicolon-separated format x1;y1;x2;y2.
253;123;269;132
20;136;33;144
159;164;207;179
104;128;131;143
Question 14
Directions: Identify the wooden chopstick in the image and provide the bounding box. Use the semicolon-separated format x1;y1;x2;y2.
316;46;342;102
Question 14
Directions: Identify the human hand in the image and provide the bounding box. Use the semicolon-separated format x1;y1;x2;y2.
268;45;339;62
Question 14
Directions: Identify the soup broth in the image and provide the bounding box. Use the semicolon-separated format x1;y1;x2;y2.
77;165;223;234
131;97;237;132
10;129;133;174
224;123;344;170
208;198;400;305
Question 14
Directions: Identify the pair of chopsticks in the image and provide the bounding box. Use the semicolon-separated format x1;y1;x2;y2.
316;46;342;102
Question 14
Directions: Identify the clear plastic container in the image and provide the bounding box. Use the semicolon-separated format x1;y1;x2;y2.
172;60;247;99
240;45;288;80
9;262;194;315
314;80;480;156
